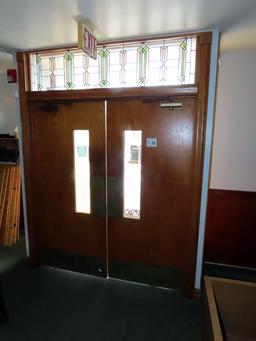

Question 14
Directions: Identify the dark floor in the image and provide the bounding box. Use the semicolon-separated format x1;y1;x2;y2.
0;240;201;341
0;238;26;274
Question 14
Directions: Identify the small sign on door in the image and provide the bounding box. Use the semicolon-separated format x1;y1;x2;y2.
146;138;157;148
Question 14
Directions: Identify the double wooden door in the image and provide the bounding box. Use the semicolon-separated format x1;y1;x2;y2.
29;96;199;296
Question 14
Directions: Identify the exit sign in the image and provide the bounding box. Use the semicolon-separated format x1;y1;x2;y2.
78;22;97;60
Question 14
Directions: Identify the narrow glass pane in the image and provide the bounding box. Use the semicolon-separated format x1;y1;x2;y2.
123;130;142;219
74;130;91;214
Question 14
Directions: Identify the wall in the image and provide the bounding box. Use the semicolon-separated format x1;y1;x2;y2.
0;52;17;134
210;49;256;191
204;49;256;268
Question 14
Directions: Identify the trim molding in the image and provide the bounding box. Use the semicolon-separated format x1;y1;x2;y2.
194;29;219;290
26;85;198;102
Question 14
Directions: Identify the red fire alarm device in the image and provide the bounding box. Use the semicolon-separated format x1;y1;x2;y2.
7;69;17;83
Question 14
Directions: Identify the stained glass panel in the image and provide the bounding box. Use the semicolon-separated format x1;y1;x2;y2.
30;36;197;91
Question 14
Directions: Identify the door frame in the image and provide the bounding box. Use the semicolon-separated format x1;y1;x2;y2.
17;31;212;297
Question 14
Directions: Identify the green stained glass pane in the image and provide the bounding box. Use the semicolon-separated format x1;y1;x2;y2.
138;43;149;54
99;47;110;88
99;47;110;58
137;43;149;85
180;40;187;50
36;54;41;64
64;51;73;62
64;51;74;89
179;39;187;84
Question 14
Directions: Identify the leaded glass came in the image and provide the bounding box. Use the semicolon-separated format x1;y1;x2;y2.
30;36;196;91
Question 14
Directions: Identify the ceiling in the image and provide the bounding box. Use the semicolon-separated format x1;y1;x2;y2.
0;0;256;51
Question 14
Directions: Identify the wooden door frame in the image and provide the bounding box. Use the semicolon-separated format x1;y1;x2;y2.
17;31;212;297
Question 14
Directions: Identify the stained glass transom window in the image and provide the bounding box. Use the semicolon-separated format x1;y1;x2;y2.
30;37;196;91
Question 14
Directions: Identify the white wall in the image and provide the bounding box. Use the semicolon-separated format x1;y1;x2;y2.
210;49;256;191
0;52;17;134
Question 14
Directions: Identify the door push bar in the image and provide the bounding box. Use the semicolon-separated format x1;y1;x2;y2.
160;102;183;110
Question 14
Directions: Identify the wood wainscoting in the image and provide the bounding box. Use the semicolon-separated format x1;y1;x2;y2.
204;189;256;268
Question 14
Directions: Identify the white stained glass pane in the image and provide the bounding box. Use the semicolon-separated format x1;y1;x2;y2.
41;58;50;70
55;75;64;88
74;55;84;67
89;73;99;86
74;130;91;214
190;50;196;74
42;76;50;89
110;51;120;64
54;68;64;76
42;69;51;77
148;68;161;85
168;45;180;59
123;130;142;219
109;71;120;86
74;74;84;87
189;73;195;84
74;66;84;75
165;59;179;68
55;56;64;69
126;70;137;85
149;47;160;61
126;49;137;64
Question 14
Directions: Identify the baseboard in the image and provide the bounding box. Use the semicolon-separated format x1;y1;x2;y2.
42;249;107;278
109;259;181;290
203;262;256;283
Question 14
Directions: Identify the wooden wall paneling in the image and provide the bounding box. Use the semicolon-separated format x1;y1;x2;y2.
204;189;256;268
14;166;21;243
9;167;17;244
0;168;8;243
0;168;9;230
8;166;20;245
0;168;11;245
0;168;7;227
0;168;5;195
0;165;21;246
5;166;14;245
3;166;13;245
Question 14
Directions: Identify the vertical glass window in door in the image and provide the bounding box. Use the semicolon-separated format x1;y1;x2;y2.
123;131;142;219
74;130;91;214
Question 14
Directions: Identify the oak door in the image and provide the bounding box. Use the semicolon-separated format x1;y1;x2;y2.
107;98;199;295
29;101;107;276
